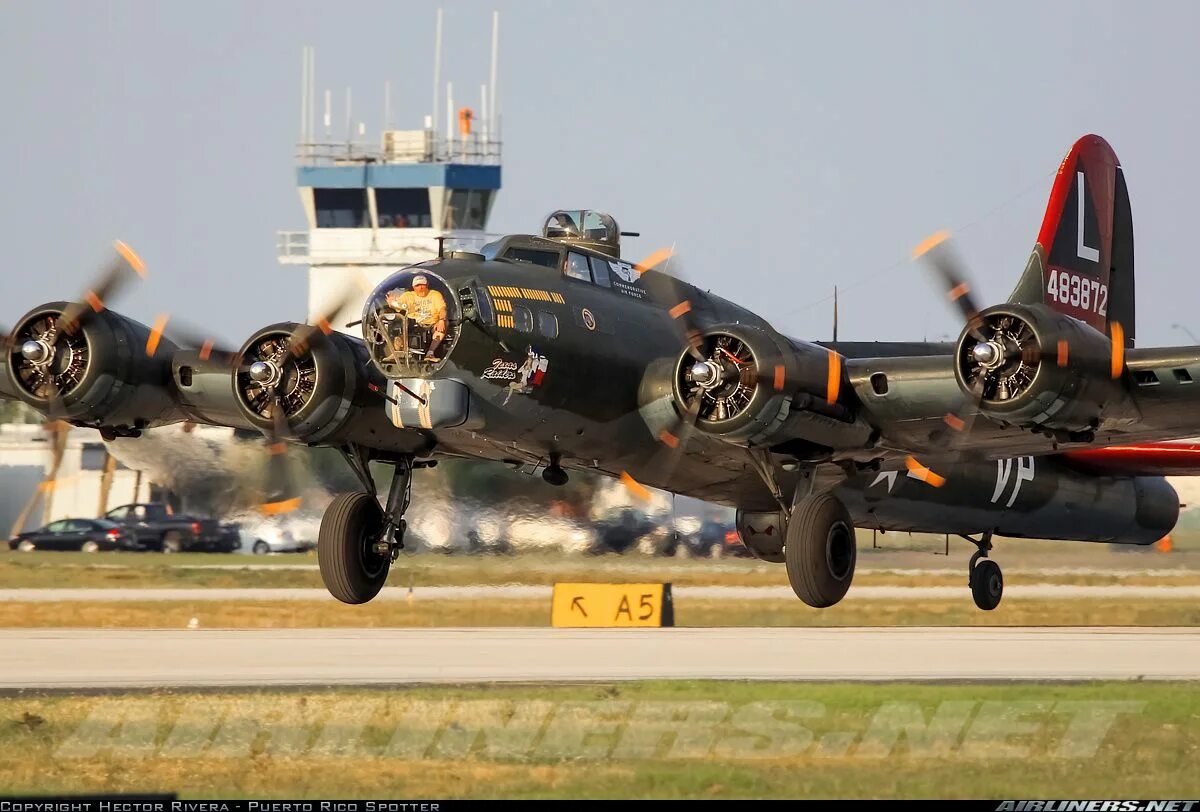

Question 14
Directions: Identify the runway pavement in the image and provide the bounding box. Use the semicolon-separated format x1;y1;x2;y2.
3;627;1199;688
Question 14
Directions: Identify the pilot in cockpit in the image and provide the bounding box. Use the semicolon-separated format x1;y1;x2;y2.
382;274;448;363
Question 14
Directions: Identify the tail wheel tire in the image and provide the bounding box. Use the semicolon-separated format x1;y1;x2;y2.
81;541;100;553
253;540;270;555
17;540;35;552
162;532;183;554
970;559;1003;611
318;491;390;605
785;492;857;608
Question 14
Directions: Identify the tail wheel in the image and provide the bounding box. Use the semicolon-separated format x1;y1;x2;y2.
318;491;390;605
785;492;857;608
970;559;1004;611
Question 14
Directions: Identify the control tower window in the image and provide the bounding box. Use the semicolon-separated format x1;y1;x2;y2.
443;189;491;230
314;189;369;228
376;188;432;228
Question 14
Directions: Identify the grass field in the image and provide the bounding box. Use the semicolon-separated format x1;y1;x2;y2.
3;548;1200;590
4;597;1200;628
1;681;1197;798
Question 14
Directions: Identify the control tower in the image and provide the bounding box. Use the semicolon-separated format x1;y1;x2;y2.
277;13;502;334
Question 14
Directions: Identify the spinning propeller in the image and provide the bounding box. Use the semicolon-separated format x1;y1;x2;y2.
909;230;1128;486
619;248;843;501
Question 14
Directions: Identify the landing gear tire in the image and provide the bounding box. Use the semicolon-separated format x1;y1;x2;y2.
970;558;1003;611
162;532;183;554
319;491;390;605
785;492;857;608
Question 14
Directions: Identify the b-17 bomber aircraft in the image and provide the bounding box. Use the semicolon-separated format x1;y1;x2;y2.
4;134;1200;611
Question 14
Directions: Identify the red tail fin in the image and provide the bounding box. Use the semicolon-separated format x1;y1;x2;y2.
1009;134;1134;345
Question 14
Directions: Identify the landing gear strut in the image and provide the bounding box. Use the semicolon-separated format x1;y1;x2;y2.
964;530;1002;611
319;447;426;605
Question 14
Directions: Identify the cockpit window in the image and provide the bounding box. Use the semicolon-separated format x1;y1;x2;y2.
580;210;617;241
589;255;612;287
363;268;461;377
564;252;592;282
544;211;582;239
501;247;560;268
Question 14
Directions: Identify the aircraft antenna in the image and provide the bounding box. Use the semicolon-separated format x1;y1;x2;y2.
832;286;839;342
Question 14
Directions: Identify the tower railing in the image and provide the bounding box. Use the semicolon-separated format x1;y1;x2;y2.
296;131;501;166
277;230;502;264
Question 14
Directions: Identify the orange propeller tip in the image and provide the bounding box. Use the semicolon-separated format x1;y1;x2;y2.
620;471;652;502
943;413;966;431
145;314;169;357
633;246;675;274
1109;321;1125;379
912;230;950;259
658;430;680;449
905;455;946;488
668;301;692;320
113;240;147;276
260;496;301;515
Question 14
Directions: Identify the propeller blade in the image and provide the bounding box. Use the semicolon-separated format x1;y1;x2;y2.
904;455;946;488
913;231;984;326
619;470;653;502
60;241;147;333
290;273;372;351
157;315;240;366
1110;321;1125;379
258;395;302;515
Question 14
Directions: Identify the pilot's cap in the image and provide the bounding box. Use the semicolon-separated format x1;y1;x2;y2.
412;274;429;286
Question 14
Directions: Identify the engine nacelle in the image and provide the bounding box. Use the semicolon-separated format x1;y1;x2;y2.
8;302;181;432
232;323;400;449
954;303;1121;434
669;323;870;451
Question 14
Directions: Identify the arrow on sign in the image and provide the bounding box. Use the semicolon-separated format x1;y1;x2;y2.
571;597;588;617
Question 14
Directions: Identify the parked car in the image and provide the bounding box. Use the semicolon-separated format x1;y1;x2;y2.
103;502;240;553
9;518;138;552
237;518;315;555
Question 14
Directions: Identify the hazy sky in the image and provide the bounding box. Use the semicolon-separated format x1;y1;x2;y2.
3;1;1200;347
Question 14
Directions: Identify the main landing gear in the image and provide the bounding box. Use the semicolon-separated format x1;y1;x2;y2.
319;448;431;605
785;492;857;608
965;530;1003;611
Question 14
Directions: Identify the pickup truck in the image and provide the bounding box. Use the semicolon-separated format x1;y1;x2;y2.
103;503;240;553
